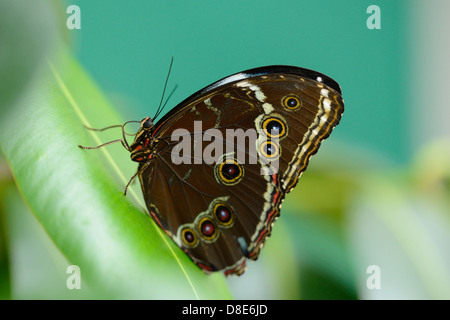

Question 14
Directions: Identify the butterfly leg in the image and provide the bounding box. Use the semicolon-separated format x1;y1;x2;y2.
78;123;133;151
78;139;126;150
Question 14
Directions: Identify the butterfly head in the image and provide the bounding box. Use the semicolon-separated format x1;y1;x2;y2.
129;117;155;163
141;117;154;130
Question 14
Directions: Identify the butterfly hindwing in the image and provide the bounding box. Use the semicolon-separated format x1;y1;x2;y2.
135;66;344;275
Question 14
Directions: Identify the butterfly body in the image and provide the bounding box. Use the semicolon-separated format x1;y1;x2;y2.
128;65;344;276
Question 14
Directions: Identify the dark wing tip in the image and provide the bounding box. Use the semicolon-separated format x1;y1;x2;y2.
240;65;342;96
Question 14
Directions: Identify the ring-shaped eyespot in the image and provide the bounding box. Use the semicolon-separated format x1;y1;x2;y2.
198;217;219;242
213;203;235;228
215;157;244;186
180;226;199;248
259;140;280;159
262;117;287;139
282;95;302;111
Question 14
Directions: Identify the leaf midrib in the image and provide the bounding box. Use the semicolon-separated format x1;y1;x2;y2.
48;60;200;300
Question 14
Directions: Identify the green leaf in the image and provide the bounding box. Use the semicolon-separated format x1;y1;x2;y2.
0;48;232;299
347;173;450;299
0;0;62;118
282;210;357;299
1;182;92;299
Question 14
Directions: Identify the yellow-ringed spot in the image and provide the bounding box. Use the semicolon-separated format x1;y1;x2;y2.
281;94;301;111
262;116;287;139
215;157;244;186
259;140;280;159
180;226;199;248
198;217;219;242
213;203;235;228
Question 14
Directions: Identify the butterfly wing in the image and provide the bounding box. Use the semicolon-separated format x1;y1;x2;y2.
138;66;344;275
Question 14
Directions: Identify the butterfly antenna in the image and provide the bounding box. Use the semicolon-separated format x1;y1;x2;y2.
157;84;178;118
153;57;174;120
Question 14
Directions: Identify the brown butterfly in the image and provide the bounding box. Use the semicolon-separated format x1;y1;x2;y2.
80;65;344;276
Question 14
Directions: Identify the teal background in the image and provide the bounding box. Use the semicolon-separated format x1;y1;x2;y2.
1;0;449;300
72;0;409;164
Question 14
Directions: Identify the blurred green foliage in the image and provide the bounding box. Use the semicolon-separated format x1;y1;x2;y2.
0;0;449;300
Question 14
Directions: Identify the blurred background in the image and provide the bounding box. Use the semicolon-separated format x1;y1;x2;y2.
0;0;449;299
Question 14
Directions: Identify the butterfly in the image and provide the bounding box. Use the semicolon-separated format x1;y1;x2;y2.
80;64;344;276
